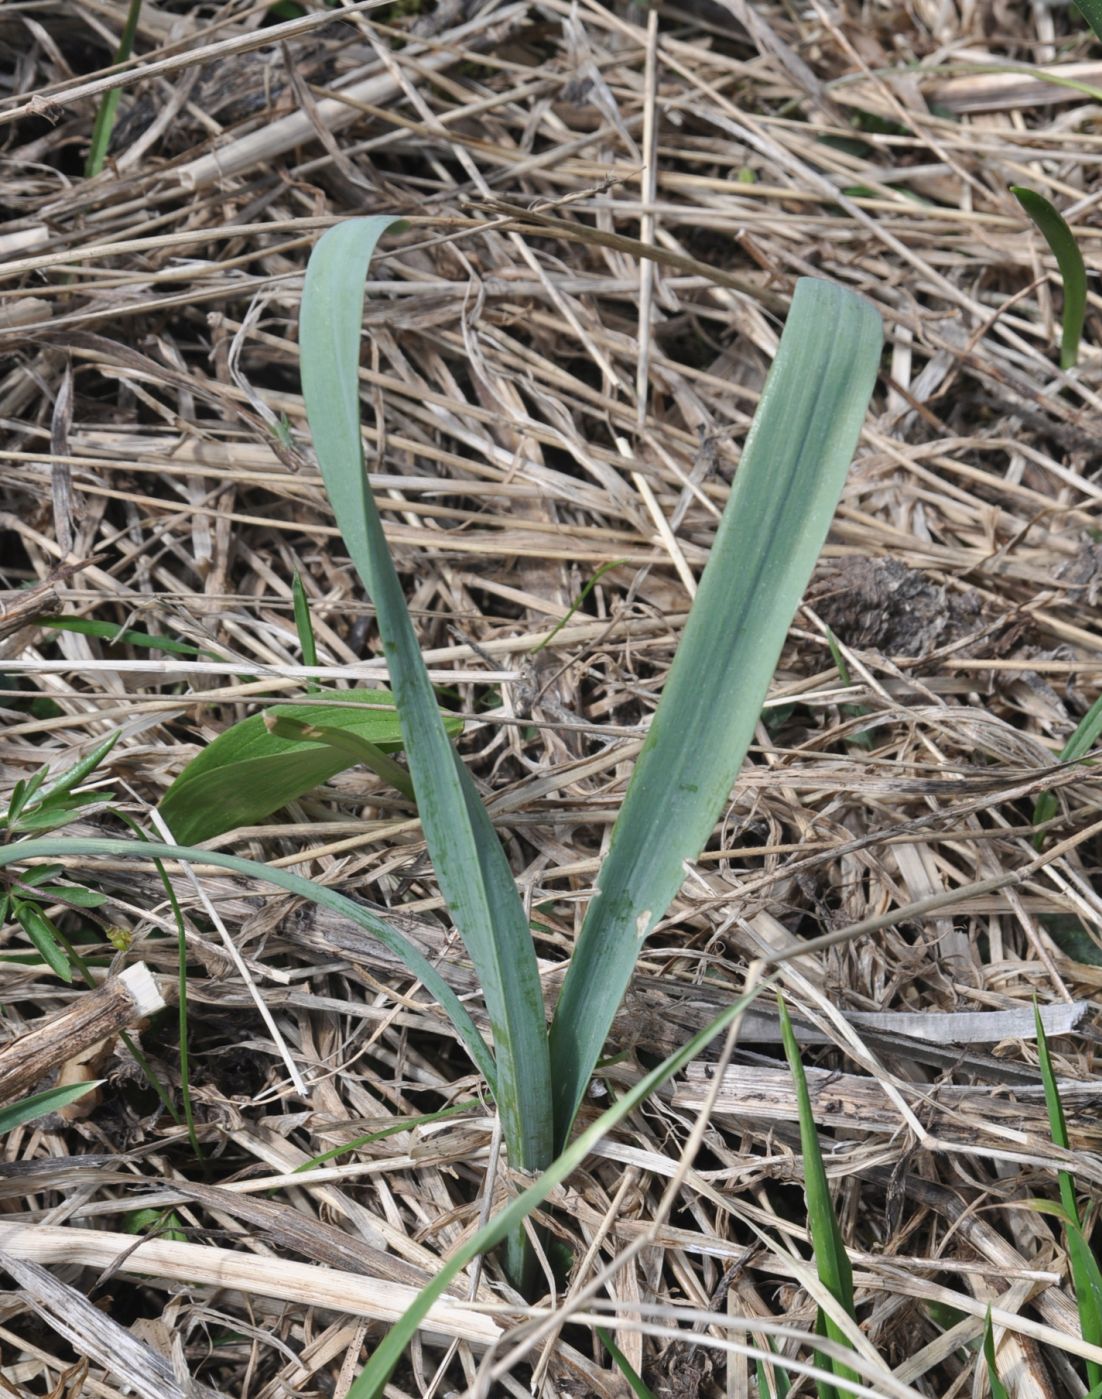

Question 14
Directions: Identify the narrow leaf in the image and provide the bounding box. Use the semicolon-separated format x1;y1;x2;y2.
983;1309;1010;1399
0;1081;103;1135
597;1327;658;1399
300;220;553;1209
1034;1001;1102;1389
39;616;204;656
1011;185;1088;370
549;278;882;1145
779;996;859;1397
36;733;118;808
1034;692;1102;845
292;572;319;686
159;690;451;843
14;900;72;982
0;836;497;1093
85;0;143;178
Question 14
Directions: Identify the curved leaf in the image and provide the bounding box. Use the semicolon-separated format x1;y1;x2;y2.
300;220;553;1217
548;277;883;1145
159;690;459;843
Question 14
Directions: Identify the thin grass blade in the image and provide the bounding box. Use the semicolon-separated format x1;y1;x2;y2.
597;1327;658;1399
779;996;859;1398
982;1309;1010;1399
1034;1001;1102;1388
0;1081;103;1134
1010;186;1088;370
0;836;497;1094
548;278;882;1145
300;219;553;1199
85;0;143;178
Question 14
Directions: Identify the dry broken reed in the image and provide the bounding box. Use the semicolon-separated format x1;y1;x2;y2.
1;0;1101;1396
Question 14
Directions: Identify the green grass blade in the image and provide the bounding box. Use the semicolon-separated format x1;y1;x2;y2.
39;616;205;656
292;572;320;691
549;278;882;1146
757;1348;792;1399
343;975;774;1399
1074;0;1102;43
1034;1001;1102;1388
0;1081;103;1134
0;837;497;1094
300;220;553;1198
1033;692;1102;845
596;1327;658;1399
159;690;442;842
1010;186;1088;370
84;0;143;178
779;996;859;1399
982;1309;1010;1399
36;733;118;808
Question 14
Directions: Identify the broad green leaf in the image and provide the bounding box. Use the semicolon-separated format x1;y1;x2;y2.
0;837;497;1094
1034;692;1102;845
300;217;553;1288
1011;186;1088;370
158;690;456;843
1075;0;1102;43
343;975;776;1399
265;715;414;800
0;1080;103;1134
779;997;859;1399
548;278;882;1145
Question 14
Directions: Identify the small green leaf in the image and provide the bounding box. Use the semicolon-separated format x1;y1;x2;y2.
596;1328;658;1399
36;733;119;807
0;1080;103;1134
1011;185;1088;370
14;900;72;982
292;572;319;687
33;884;108;909
159;690;459;843
1034;693;1102;845
85;0;143;178
983;1309;1011;1399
